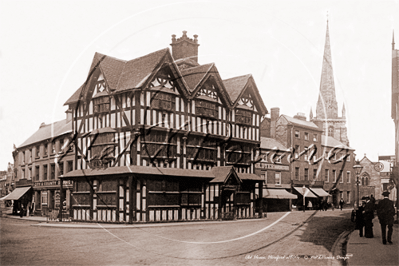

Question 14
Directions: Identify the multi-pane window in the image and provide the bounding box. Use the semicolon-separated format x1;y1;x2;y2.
313;169;317;180
29;149;32;163
196;100;217;119
295;167;300;180
346;191;350;203
295;130;300;138
151;92;175;111
304;146;308;160
304;132;309;140
44;144;48;156
340;171;344;183
50;164;55;180
304;168;309;181
59;162;64;177
91;133;115;163
51;142;56;154
295;145;299;159
22;169;25;178
59;139;64;153
346;171;351;183
275;172;281;185
313;134;317;141
324;169;329;182
35;166;39;181
332;170;336;183
235;109;252;125
94;96;110;113
67;161;73;173
36;146;40;158
143;131;177;161
43;165;48;180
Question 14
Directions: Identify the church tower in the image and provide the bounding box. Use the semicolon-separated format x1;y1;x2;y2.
311;21;350;146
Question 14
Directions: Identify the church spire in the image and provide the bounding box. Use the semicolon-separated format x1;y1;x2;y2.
315;20;338;119
309;107;313;120
393;31;395;50
342;103;346;118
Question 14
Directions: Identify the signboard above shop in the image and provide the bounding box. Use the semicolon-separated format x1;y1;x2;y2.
255;163;289;171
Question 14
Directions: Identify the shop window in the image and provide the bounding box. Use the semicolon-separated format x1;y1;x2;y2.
151;92;175;111
235;109;252;125
196;100;217;119
275;172;281;185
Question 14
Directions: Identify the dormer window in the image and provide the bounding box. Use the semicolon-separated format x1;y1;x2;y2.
196;100;217;119
235;109;252;125
94;96;110;114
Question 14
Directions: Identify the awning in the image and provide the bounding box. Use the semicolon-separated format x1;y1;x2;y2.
293;187;318;198
263;189;297;199
309;188;330;197
3;187;31;200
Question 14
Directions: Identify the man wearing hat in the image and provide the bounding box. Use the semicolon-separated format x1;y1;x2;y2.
363;196;374;238
355;198;366;237
377;191;395;244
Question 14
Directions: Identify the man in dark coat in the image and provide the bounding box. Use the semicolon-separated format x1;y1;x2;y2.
363;196;374;238
377;191;395;245
356;199;366;237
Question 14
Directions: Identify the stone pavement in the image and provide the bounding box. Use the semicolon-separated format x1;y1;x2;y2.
346;217;399;266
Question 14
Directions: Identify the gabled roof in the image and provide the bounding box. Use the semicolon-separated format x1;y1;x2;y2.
223;74;252;103
180;63;214;92
223;74;268;115
280;114;322;131
211;166;236;183
260;137;288;150
321;135;354;150
18;119;72;149
64;48;170;105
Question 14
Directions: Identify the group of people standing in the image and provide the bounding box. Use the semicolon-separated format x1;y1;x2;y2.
356;191;395;245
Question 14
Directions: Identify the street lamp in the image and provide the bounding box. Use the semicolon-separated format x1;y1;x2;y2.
353;161;363;208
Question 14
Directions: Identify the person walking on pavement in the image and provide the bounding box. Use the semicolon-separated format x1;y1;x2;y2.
339;198;345;210
363;196;374;238
356;199;366;237
377;191;395;245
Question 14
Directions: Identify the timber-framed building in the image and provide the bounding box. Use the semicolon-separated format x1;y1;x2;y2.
61;31;268;223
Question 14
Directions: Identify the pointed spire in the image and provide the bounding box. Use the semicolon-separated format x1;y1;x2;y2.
342;103;346;118
315;19;338;119
393;31;395;50
309;107;313;120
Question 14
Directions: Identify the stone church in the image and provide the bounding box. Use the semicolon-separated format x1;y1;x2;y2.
311;21;350;147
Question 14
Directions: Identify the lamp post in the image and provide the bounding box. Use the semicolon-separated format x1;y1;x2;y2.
302;185;306;212
353;161;363;208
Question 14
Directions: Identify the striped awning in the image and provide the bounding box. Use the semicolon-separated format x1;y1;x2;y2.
294;187;318;198
309;188;330;197
263;189;297;199
3;187;31;200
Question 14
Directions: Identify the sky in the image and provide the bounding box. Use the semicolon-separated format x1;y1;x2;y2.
0;0;397;170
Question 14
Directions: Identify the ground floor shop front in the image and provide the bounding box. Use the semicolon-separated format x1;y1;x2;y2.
62;165;264;223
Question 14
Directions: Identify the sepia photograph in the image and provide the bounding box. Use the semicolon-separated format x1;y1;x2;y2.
1;0;398;265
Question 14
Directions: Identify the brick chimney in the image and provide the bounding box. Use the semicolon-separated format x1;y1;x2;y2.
293;112;307;121
170;31;199;63
270;107;280;138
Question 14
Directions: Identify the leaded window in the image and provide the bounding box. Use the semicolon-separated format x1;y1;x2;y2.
93;96;110;113
195;100;217;119
151;92;175;111
235;109;252;125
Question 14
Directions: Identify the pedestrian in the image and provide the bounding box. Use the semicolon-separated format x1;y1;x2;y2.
356;199;366;237
19;203;24;218
339;198;345;211
363;196;374;238
377;191;395;245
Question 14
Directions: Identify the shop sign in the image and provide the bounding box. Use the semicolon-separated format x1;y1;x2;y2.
34;180;73;187
255;163;289;171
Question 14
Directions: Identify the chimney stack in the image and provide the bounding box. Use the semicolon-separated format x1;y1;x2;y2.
270;107;280;138
294;112;307;121
170;31;200;63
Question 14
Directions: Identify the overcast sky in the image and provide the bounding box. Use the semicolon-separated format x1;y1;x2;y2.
0;0;397;169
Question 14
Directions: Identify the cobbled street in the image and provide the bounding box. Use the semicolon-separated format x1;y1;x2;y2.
1;210;354;266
